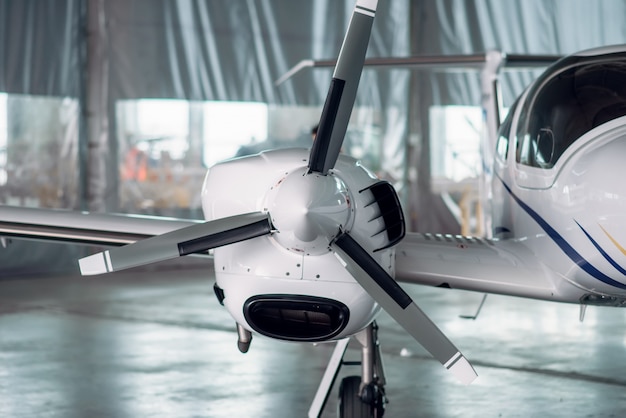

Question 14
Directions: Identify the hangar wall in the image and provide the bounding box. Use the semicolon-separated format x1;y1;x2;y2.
1;0;411;215
0;0;625;275
95;0;410;215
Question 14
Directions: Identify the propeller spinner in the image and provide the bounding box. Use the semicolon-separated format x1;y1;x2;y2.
266;167;352;255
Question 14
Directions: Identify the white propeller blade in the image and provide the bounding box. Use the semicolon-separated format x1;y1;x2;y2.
332;232;477;385
79;212;272;275
308;0;378;174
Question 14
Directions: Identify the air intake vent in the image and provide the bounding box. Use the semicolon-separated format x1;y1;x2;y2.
360;181;406;251
243;295;350;342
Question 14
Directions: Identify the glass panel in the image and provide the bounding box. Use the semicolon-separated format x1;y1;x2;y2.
204;101;268;167
116;99;201;216
0;94;79;208
115;100;384;216
0;93;7;186
429;105;482;184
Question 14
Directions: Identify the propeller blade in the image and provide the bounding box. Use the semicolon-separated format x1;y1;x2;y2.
332;232;477;385
79;212;272;275
308;0;378;174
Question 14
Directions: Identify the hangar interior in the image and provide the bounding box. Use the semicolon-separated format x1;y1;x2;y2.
1;0;625;274
2;1;626;417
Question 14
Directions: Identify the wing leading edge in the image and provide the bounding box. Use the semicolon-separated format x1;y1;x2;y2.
0;206;203;247
395;232;573;303
0;207;572;304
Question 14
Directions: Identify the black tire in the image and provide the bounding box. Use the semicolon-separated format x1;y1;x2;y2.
338;376;371;418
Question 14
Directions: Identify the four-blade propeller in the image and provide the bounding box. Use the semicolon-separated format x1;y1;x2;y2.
78;0;477;385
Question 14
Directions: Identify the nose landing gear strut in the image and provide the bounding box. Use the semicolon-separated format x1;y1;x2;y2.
309;322;387;418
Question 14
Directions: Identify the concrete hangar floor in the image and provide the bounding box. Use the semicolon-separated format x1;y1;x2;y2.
2;258;626;417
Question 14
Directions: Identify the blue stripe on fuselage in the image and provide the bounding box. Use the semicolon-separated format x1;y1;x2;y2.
575;221;626;276
498;177;626;290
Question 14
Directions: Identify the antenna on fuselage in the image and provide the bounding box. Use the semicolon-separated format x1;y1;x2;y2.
459;294;488;320
579;304;588;322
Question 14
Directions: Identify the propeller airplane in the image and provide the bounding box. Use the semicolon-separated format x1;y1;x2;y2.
1;0;626;416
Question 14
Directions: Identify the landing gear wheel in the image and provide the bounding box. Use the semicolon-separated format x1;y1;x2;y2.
310;325;387;417
339;376;369;417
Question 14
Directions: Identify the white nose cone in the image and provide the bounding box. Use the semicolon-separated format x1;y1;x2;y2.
266;167;352;255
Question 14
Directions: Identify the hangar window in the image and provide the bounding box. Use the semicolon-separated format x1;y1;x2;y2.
122;99;191;160
429;105;482;184
203;101;268;167
0;93;6;186
116;99;271;215
0;94;79;208
115;99;383;215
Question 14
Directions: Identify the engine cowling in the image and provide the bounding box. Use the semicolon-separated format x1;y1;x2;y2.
202;148;402;341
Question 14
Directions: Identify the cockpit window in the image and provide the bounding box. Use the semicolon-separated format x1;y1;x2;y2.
516;52;626;168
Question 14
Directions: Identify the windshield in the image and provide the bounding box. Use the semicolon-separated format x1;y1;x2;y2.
516;52;626;168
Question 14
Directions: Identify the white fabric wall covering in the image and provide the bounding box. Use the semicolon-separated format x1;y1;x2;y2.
0;0;80;97
415;0;626;107
99;0;410;212
103;0;409;103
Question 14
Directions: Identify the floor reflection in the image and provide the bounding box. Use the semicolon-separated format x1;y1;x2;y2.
2;268;626;417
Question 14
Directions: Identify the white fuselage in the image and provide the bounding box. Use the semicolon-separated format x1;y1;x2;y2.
493;107;626;303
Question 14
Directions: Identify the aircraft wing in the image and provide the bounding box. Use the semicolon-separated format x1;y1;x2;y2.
395;232;562;302
0;207;562;302
0;206;203;247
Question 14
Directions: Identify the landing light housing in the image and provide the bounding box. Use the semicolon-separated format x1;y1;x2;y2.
243;294;350;342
